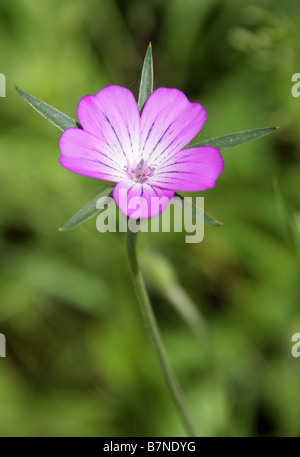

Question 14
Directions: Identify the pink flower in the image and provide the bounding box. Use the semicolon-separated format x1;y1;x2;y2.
59;85;224;219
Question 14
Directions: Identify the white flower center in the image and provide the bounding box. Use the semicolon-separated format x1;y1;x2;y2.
124;159;155;183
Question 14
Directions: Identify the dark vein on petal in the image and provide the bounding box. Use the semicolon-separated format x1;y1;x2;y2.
102;111;127;159
152;186;158;196
97;159;124;175
127;128;136;160
148;124;172;160
142;121;155;150
151;139;183;166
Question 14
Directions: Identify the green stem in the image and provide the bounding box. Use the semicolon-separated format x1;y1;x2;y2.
126;229;198;437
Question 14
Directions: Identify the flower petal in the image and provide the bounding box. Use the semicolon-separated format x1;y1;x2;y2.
113;180;175;219
148;146;224;191
59;128;127;182
140;88;206;165
77;85;141;164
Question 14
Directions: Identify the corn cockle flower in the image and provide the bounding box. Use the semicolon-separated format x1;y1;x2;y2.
59;85;224;219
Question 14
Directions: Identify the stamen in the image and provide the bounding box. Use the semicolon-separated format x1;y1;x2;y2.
125;159;155;183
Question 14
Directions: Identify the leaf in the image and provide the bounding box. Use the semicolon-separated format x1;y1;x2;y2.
59;187;114;231
188;126;278;151
138;43;154;112
173;193;222;227
15;86;80;131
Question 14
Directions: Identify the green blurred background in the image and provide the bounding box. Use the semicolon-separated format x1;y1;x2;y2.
0;0;300;437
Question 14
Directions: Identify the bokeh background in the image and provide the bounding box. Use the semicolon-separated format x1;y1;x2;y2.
0;0;300;437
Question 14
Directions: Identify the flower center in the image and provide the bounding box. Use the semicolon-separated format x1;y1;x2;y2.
124;159;155;183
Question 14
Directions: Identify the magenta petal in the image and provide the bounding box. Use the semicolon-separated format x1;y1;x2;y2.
140;88;206;165
113;181;175;219
59;128;127;182
77;85;140;164
149;146;224;191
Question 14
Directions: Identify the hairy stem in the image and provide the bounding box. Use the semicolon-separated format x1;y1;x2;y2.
126;229;197;437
